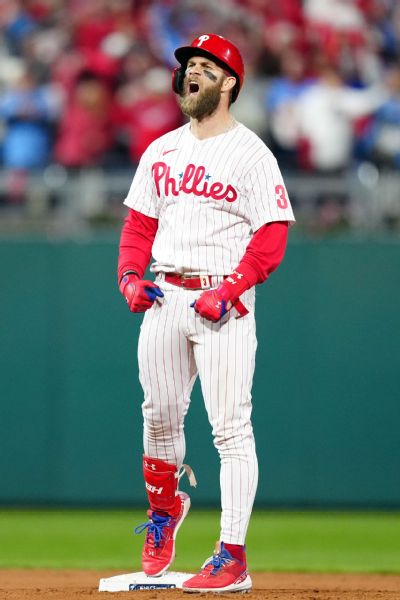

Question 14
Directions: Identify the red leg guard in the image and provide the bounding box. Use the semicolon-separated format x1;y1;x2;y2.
143;455;182;517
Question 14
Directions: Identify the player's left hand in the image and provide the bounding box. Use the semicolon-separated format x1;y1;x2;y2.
191;271;250;322
191;286;232;322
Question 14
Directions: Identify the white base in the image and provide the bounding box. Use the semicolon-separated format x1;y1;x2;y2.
99;571;195;592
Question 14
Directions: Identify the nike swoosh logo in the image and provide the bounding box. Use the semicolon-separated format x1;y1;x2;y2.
162;148;178;156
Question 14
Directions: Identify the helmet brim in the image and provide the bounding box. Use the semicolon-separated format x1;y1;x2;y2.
174;46;237;80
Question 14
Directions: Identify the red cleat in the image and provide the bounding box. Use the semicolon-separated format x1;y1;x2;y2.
182;542;252;593
135;491;190;576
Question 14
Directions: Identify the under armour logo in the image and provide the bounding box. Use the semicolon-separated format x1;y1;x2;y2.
196;35;210;47
144;461;156;470
145;483;164;494
227;271;243;285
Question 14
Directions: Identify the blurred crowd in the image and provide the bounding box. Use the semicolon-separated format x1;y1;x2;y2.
0;0;400;212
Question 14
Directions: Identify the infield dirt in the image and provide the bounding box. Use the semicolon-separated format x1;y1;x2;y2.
1;570;400;600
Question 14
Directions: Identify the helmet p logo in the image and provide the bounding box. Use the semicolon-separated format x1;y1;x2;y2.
196;34;210;47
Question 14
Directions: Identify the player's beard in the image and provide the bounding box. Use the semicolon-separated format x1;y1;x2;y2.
179;78;224;120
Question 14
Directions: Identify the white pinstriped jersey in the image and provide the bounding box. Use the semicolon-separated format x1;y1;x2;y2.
124;122;295;276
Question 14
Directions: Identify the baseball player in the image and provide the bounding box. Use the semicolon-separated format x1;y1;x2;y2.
118;33;295;593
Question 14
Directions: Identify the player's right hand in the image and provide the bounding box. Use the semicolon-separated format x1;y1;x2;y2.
119;274;164;312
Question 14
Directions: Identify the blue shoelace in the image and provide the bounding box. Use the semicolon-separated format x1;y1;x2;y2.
207;550;232;574
134;514;170;547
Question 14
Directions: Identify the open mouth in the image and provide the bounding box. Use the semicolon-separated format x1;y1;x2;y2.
188;81;200;95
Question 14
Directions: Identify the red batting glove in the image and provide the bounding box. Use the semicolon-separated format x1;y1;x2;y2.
119;273;164;313
192;271;250;322
191;287;231;322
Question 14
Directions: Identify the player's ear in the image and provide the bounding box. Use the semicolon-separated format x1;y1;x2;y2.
221;75;236;96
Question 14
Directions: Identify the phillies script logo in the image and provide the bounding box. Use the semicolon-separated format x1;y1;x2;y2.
152;162;238;202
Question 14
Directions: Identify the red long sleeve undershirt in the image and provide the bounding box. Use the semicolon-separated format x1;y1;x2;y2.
118;208;289;285
118;209;159;282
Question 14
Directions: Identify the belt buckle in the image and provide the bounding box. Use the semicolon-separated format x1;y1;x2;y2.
181;273;210;289
181;273;195;288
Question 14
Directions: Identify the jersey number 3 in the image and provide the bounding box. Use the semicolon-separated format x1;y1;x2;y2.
275;184;288;209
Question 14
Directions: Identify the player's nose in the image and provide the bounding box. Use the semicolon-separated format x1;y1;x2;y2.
186;65;201;77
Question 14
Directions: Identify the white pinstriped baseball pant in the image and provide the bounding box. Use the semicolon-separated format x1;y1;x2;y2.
137;278;259;545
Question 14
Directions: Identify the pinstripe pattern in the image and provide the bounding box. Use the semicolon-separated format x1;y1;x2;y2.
138;284;197;466
129;121;292;546
138;281;258;544
124;122;295;276
192;292;258;544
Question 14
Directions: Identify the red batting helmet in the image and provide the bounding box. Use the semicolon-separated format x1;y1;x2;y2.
172;33;244;103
